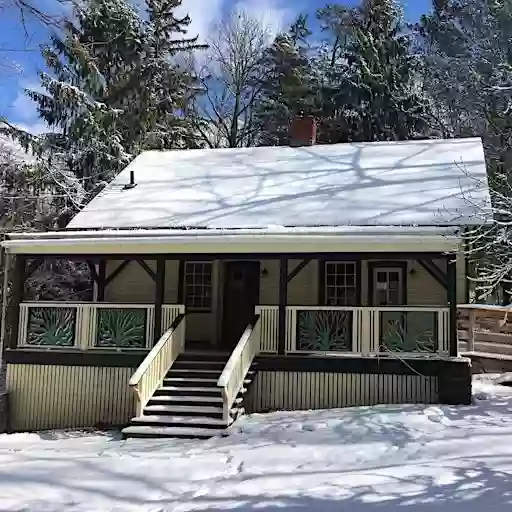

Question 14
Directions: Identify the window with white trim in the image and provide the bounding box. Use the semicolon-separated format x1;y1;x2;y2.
184;262;213;310
324;262;358;306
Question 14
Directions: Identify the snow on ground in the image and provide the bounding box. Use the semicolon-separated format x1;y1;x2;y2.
1;375;512;511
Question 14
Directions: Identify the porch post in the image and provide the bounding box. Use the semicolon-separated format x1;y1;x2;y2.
0;252;10;355
447;256;458;357
7;255;25;349
97;260;106;301
153;256;166;343
278;257;288;355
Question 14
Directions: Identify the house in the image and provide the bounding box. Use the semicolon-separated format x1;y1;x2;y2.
0;118;490;438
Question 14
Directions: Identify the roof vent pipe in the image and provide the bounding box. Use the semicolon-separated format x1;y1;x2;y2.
123;170;137;190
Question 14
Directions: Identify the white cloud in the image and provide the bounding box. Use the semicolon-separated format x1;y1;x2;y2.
176;0;224;43
15;121;50;136
11;81;44;122
235;0;293;39
176;0;296;43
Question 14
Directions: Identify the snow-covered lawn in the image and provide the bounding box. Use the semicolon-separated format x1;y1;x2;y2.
1;375;512;511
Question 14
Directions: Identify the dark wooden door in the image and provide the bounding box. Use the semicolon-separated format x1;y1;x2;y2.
222;261;260;349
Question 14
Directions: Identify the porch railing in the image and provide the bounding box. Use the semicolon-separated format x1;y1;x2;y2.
217;314;261;424
129;314;186;417
17;302;185;350
256;305;450;356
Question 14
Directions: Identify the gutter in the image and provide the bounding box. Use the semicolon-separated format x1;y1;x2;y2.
3;225;460;242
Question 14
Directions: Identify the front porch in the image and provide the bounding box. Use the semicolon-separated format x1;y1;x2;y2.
3;249;462;357
0;247;469;434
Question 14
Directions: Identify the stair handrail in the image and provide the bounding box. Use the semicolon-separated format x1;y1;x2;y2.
129;313;186;417
217;314;261;424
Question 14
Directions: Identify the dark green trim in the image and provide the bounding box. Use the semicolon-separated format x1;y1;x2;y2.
24;258;43;281
417;259;447;290
367;261;408;306
104;260;131;287
255;354;470;377
153;257;165;343
97;260;106;301
4;349;148;367
438;358;472;405
8;256;25;349
278;258;288;355
177;260;184;303
318;259;325;305
287;259;312;283
447;256;458;357
86;260;100;284
137;260;156;282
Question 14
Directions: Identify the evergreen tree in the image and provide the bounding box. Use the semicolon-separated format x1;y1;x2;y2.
419;0;512;299
25;0;205;206
26;0;140;201
255;15;319;146
341;0;432;142
419;0;512;184
126;0;206;150
313;1;432;143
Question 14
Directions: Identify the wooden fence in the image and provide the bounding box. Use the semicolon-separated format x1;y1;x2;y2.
458;304;512;358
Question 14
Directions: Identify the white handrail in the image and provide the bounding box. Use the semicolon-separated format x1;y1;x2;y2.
217;315;261;424
129;314;186;417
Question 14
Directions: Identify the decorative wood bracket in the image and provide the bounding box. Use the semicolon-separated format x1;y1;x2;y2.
104;260;132;287
417;259;447;290
24;258;44;281
287;259;312;283
137;260;156;282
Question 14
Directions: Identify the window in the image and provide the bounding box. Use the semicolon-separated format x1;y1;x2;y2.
374;268;404;306
324;262;358;306
184;262;213;310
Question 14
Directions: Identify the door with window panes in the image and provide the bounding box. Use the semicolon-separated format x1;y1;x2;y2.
372;267;405;306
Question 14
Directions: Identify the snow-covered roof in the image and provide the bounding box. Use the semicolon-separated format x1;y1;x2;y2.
68;137;490;230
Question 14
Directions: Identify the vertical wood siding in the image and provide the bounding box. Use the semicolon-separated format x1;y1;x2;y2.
246;371;438;412
7;364;135;431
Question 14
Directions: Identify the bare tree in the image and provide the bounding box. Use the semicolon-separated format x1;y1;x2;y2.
191;10;270;148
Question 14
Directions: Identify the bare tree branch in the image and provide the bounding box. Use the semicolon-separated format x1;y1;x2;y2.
190;9;270;148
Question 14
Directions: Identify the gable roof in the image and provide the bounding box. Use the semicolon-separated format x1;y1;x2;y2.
68;137;490;230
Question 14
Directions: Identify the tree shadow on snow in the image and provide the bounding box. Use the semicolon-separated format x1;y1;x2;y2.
183;461;512;511
36;428;122;441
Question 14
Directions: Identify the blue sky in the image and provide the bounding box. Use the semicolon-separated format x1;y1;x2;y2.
0;0;432;133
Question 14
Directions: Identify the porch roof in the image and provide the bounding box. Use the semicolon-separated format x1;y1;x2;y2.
2;226;460;255
67;137;489;230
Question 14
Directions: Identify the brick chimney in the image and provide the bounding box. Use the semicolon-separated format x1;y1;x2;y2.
289;112;317;147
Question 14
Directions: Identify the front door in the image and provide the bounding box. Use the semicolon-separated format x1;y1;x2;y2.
371;265;405;306
222;261;260;349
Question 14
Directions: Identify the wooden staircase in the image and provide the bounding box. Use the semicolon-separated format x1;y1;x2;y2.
122;351;256;439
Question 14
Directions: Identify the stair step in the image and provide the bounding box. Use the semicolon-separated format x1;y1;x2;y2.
167;370;223;379
179;352;230;362
122;425;226;439
163;377;252;386
167;369;223;375
163;378;218;387
172;363;226;371
156;386;222;396
144;404;224;415
130;415;231;427
149;395;223;403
